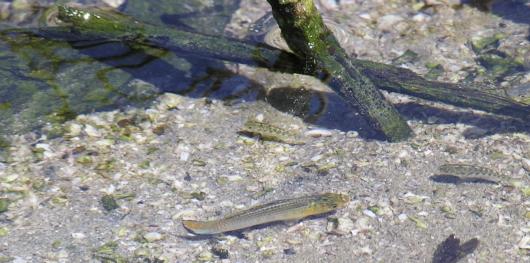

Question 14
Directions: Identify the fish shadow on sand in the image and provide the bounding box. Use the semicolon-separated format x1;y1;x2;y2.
395;102;530;139
429;174;499;185
432;234;480;263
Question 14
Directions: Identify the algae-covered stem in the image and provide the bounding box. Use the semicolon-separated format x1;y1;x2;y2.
265;0;413;141
6;5;529;126
59;3;413;141
50;5;303;71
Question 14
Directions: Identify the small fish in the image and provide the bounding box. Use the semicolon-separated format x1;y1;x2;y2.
239;120;304;145
182;193;349;235
437;164;500;178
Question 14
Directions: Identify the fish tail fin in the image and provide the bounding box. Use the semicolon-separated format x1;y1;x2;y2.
182;220;216;235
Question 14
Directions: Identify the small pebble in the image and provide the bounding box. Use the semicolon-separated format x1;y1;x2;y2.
522;159;530;172
71;232;86;239
101;0;126;8
180;152;190;161
84;125;101;137
197;251;214;262
156;93;182;111
305;128;333;138
143;232;163;242
518;235;530;250
363;209;377;218
335;217;355;234
398;213;408;221
377;14;404;31
65;123;82;137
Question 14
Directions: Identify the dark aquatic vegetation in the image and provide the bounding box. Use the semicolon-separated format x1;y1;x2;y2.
432;234;479;263
468;0;494;12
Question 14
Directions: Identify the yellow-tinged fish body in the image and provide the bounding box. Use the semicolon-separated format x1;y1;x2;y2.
182;193;349;235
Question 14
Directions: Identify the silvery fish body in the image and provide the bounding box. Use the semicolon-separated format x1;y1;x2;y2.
182;193;349;235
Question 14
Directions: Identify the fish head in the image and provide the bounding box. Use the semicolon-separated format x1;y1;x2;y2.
310;193;350;212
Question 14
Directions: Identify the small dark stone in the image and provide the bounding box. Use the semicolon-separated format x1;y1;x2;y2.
317;170;329;176
152;125;166;135
283;248;296;255
211;246;229;259
184;173;192;181
79;185;90;191
71;145;86;155
117;118;134;127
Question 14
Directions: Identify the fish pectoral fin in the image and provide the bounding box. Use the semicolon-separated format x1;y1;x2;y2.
182;219;215;235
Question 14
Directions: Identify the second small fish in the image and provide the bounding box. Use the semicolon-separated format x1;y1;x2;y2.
438;163;500;178
182;193;349;235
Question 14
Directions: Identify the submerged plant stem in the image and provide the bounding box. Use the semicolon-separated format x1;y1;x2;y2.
3;5;528;131
266;0;413;141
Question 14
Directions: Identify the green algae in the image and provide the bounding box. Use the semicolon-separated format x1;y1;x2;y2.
392;50;419;65
477;52;524;79
471;33;503;53
76;156;93;165
50;194;68;206
93;241;127;263
51;240;61;249
0;228;7;237
101;194;119;211
0;198;9;213
0;136;9;149
425;63;444;80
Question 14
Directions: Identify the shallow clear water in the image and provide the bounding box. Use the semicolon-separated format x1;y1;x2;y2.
0;0;528;142
0;1;529;262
